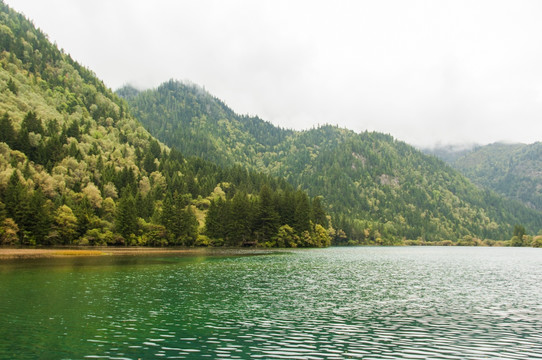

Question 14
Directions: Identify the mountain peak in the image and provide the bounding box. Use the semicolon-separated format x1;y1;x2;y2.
121;80;542;242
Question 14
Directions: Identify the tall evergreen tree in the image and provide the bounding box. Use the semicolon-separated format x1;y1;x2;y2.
7;78;18;94
143;152;157;173
4;171;30;242
255;185;280;243
73;197;94;238
0;200;6;222
226;192;252;246
294;190;311;234
27;188;52;244
116;192;137;240
160;194;177;243
277;190;295;227
0;113;16;147
205;197;227;240
311;196;328;228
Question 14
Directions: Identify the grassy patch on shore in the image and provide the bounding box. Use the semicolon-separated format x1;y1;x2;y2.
51;250;108;256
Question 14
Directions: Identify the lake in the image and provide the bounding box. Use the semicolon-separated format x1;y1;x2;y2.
1;247;542;359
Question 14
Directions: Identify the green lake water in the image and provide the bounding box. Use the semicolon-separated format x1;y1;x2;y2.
1;247;542;359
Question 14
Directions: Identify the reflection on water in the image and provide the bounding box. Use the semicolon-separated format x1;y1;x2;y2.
1;247;542;359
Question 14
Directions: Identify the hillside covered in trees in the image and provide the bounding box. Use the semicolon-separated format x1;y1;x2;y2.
435;142;542;212
0;2;330;248
119;81;542;244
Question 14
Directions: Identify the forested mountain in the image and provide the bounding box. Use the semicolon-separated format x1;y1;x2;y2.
0;2;330;248
446;143;542;212
117;82;293;168
119;81;542;243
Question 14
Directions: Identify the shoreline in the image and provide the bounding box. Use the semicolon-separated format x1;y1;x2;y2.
0;247;207;260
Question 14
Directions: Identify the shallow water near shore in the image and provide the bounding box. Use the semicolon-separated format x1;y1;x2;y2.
1;246;542;359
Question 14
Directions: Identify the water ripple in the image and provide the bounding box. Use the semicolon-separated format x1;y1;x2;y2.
1;247;542;359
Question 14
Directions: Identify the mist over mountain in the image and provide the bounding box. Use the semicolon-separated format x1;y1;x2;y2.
422;143;479;163
8;1;542;149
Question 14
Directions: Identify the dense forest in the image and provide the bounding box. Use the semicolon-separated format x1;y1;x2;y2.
1;2;541;248
434;142;542;212
0;2;330;248
119;81;542;244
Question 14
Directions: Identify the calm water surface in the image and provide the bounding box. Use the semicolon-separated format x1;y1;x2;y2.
1;247;542;359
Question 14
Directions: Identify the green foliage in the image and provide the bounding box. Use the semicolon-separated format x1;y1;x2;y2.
203;185;328;247
509;236;524;247
116;192;137;240
311;197;328;228
53;205;78;245
513;224;526;240
0;113;16;147
120;80;542;244
159;193;199;245
293;190;311;234
255;185;280;243
449;142;542;211
0;217;19;245
7;77;17;94
509;224;528;247
0;3;328;248
275;225;298;248
118;80;292;167
7;1;539;248
226;192;252;246
313;224;331;247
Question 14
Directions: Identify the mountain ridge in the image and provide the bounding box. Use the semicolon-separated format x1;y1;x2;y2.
439;142;542;212
118;80;542;242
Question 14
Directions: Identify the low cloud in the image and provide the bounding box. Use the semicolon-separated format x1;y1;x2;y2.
6;0;542;147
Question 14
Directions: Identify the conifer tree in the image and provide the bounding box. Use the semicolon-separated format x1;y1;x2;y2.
226;192;252;246
160;194;176;243
205;198;227;240
143;152;157;173
255;185;280;243
0;200;5;222
15;128;30;154
116;192;137;240
7;78;17;94
74;197;94;238
277;190;295;227
294;190;311;234
27;188;52;244
4;171;30;239
66;119;80;139
311;196;328;228
149;139;162;159
0;113;16;148
21;111;44;135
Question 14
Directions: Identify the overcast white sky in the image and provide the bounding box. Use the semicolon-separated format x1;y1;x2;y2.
6;0;542;147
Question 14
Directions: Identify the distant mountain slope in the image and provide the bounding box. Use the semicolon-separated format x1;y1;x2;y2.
451;142;542;211
119;82;293;168
119;81;542;242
